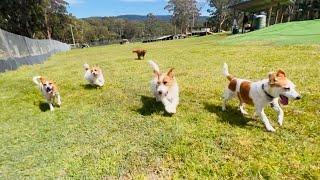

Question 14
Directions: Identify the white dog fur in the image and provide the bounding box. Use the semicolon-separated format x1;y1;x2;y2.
222;63;301;132
149;60;179;114
84;63;105;87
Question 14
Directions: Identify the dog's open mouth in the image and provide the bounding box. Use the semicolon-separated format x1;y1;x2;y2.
279;95;289;105
46;88;52;93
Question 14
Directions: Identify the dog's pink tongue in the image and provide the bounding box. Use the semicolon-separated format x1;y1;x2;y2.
280;95;289;105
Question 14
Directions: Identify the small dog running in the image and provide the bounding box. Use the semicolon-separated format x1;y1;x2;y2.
84;63;105;87
149;60;179;114
222;63;301;132
133;49;146;60
33;76;61;111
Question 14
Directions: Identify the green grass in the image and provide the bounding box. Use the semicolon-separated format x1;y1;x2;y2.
221;19;320;45
0;21;320;178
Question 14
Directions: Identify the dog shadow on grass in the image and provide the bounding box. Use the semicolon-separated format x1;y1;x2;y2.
38;101;61;112
39;102;50;112
136;95;172;116
204;102;253;127
81;84;101;90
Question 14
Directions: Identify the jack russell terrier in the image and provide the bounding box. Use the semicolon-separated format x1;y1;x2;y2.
222;63;301;132
149;60;179;114
84;63;105;87
33;76;61;111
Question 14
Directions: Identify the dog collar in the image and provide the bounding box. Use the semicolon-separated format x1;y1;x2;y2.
262;84;275;100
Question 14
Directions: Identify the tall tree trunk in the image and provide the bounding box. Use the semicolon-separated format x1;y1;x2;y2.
287;5;294;22
275;8;279;24
267;6;273;26
44;8;51;39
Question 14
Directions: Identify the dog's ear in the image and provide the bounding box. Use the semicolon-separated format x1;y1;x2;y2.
39;76;46;84
167;68;174;78
268;72;277;85
84;63;90;71
276;69;286;78
154;70;160;78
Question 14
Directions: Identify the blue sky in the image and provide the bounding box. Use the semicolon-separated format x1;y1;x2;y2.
66;0;211;18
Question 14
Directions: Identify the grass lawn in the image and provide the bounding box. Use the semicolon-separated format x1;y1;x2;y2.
221;19;320;45
0;21;319;178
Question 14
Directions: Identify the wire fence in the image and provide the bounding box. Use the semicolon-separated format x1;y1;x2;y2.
0;28;70;73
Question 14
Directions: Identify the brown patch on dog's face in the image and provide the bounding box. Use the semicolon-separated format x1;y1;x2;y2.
157;70;174;87
154;68;175;96
40;77;57;94
90;67;101;76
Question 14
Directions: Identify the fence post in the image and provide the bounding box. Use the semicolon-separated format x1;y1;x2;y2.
23;37;33;57
0;29;12;58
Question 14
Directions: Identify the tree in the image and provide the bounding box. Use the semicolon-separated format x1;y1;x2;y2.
145;13;157;37
0;0;45;38
208;0;240;32
42;0;69;39
165;0;200;34
0;0;69;40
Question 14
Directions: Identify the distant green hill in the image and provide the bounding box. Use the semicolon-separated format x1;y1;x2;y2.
83;15;209;23
221;19;320;45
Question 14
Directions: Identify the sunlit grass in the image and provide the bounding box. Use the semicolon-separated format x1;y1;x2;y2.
0;22;319;178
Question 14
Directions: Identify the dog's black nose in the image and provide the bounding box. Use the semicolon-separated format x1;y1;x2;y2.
158;91;162;95
296;96;301;100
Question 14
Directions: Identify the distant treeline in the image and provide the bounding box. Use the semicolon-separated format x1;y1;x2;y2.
0;0;318;44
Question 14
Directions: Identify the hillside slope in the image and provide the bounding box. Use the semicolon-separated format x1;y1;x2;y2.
222;19;320;45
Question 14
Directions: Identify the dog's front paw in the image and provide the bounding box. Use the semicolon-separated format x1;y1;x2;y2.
266;125;276;132
240;110;249;115
165;106;176;114
278;117;283;126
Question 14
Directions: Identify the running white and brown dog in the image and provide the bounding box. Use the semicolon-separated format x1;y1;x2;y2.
222;63;301;132
83;63;105;87
149;60;179;114
33;76;61;111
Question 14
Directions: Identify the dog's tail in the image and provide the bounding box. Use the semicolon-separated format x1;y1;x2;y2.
148;60;160;74
223;63;234;81
84;63;89;71
32;76;41;86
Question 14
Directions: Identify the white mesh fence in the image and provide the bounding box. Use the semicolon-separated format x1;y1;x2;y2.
0;28;70;72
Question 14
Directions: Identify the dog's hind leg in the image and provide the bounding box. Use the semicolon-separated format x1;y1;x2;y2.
56;93;62;107
271;98;284;126
239;102;248;115
222;88;235;111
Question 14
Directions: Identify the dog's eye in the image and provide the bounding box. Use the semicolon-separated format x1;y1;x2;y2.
157;81;161;85
284;87;290;91
163;81;168;85
43;84;47;86
49;83;52;85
